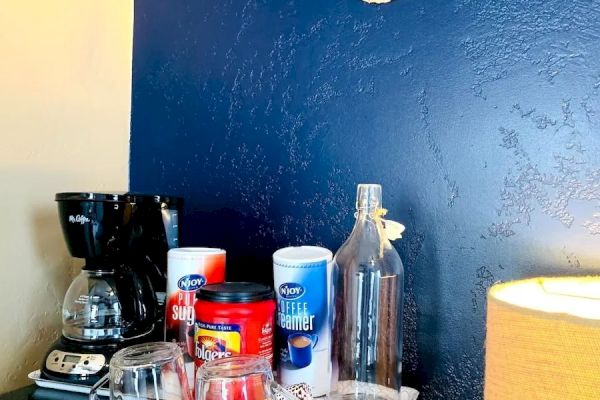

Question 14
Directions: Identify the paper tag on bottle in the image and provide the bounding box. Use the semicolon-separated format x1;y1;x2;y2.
382;219;405;240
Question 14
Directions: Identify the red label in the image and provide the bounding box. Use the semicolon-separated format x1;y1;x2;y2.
165;252;225;358
193;299;276;369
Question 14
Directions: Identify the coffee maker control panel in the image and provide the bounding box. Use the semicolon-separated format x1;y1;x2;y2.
45;350;106;375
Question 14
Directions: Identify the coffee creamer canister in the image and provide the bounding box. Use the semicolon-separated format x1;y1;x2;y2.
194;282;276;368
273;246;333;397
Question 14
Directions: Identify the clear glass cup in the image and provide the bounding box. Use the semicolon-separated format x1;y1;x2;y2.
195;355;298;400
89;342;192;400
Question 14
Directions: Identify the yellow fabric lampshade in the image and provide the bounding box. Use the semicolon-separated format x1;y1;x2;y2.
485;276;600;400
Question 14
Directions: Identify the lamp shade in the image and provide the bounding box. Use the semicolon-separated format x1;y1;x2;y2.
485;277;600;399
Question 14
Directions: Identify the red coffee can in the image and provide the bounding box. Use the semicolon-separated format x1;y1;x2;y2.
194;282;276;369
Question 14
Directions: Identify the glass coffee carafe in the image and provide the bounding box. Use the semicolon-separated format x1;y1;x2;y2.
63;266;157;342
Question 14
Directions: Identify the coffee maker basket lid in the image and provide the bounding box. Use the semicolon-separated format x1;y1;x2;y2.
55;192;182;205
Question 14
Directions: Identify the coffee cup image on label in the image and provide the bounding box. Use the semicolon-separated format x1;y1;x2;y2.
287;333;318;368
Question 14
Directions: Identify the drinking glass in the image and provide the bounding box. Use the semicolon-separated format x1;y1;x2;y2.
195;355;298;400
89;342;192;400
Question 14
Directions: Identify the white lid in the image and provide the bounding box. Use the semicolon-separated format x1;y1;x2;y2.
272;246;332;264
168;247;225;259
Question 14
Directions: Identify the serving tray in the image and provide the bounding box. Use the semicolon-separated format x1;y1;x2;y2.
29;369;419;400
28;370;109;397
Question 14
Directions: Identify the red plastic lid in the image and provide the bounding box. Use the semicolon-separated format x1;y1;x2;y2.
196;282;274;303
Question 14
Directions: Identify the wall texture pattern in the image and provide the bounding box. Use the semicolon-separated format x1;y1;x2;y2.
130;1;600;398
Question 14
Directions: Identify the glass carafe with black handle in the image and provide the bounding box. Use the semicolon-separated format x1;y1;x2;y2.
62;264;156;342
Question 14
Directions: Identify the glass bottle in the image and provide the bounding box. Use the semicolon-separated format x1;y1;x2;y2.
330;184;404;400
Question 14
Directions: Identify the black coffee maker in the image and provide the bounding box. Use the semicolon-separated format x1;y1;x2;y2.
41;192;181;385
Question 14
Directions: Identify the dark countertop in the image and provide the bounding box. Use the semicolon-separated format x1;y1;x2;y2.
0;387;34;400
0;386;90;400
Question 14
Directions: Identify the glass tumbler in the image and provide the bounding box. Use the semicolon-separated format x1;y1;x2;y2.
89;342;192;400
195;355;298;400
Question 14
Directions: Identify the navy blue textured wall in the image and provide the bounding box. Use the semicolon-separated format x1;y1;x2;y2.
130;1;600;398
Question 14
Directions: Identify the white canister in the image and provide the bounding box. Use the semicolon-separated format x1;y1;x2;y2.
273;246;333;397
165;248;226;385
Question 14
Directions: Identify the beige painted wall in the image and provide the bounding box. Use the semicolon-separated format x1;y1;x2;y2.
0;1;132;392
